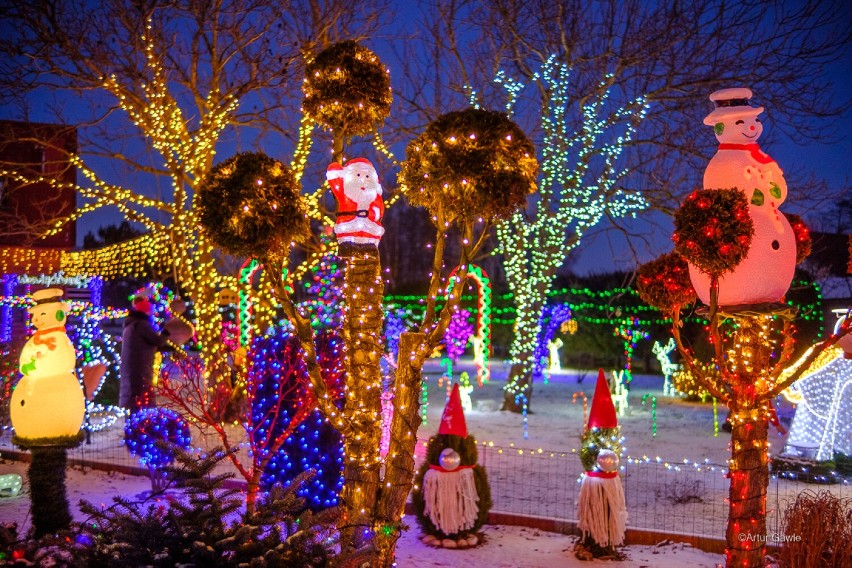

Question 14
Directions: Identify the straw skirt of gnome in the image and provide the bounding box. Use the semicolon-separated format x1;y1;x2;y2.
578;472;627;548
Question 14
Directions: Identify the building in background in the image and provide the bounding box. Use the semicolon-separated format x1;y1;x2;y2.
0;120;77;249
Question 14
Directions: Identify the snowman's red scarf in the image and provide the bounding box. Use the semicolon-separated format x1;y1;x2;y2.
32;326;66;350
717;143;776;165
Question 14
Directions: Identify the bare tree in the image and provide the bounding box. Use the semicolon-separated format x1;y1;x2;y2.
0;0;386;379
390;0;851;410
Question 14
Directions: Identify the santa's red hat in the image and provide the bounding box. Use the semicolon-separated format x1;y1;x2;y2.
588;368;618;429
438;383;468;437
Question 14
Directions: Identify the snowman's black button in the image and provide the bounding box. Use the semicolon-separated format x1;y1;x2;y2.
20;399;24;406
771;240;780;250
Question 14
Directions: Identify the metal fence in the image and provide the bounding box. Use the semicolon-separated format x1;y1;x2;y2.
2;427;850;541
476;443;852;539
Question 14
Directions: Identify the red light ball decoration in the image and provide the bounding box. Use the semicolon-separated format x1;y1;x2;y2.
673;189;753;276
636;252;697;313
784;212;812;264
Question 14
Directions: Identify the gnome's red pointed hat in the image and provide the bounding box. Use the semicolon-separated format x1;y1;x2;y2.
588;369;618;429
438;383;468;437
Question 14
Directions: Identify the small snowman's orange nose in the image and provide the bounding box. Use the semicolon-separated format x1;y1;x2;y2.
749;125;755;131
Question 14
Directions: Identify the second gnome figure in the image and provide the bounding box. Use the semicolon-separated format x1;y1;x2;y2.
575;369;628;560
413;383;492;549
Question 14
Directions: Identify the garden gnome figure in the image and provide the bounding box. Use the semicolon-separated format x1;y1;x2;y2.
689;87;796;306
326;158;385;249
12;288;85;440
414;383;492;549
575;369;627;559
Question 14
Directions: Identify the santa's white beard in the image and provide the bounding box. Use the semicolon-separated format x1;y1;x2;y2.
577;474;627;547
423;467;479;536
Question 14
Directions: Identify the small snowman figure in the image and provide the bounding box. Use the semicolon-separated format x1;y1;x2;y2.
11;288;85;441
689;87;796;306
326;158;385;247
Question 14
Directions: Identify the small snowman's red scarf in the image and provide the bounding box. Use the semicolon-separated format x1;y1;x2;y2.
32;326;66;351
717;143;776;165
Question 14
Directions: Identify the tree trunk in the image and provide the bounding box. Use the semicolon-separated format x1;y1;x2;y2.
725;403;769;568
338;244;385;554
502;294;545;413
28;446;72;538
374;331;426;567
501;363;533;413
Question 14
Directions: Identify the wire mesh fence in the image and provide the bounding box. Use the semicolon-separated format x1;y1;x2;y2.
2;427;850;541
476;443;852;539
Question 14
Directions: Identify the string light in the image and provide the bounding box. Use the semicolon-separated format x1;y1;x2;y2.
494;55;648;400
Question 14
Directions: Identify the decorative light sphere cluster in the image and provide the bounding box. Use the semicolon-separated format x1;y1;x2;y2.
302;40;392;136
124;407;192;470
399;107;538;225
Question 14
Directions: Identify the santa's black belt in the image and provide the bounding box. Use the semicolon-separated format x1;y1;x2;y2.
337;210;369;218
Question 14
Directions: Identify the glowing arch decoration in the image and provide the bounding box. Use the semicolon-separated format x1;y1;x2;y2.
238;259;291;347
532;304;572;383
446;265;492;385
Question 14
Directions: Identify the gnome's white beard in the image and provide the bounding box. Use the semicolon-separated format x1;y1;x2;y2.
577;474;627;547
423;467;479;536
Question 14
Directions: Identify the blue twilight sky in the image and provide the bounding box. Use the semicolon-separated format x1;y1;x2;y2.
2;5;850;278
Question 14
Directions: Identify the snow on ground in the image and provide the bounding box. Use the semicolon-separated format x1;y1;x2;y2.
0;460;723;567
0;358;793;566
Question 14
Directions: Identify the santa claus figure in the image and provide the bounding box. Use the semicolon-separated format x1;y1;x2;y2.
326;158;385;247
413;383;491;549
12;288;85;441
575;369;627;560
689;87;797;306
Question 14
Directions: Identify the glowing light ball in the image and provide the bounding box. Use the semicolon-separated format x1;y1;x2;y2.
11;289;85;440
124;408;192;470
689;88;796;306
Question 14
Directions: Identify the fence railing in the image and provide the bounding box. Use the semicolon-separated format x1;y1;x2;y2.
2;427;849;542
476;443;852;539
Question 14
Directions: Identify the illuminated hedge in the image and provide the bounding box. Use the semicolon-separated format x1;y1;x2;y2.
672;189;753;276
399;108;538;225
197;152;309;258
302;40;392;136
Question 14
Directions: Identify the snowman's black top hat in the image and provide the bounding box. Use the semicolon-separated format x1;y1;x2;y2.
703;87;763;125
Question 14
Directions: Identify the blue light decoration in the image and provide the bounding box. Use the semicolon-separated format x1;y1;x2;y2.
532;304;572;383
302;230;344;330
254;328;345;511
67;306;124;431
383;308;408;365
124;407;192;470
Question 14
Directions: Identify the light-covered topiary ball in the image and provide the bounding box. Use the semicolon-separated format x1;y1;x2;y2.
302;41;392;137
197;152;309;259
399;108;538;226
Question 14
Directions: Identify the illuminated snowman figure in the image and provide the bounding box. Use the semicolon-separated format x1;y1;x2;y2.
11;288;85;440
689;87;796;306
